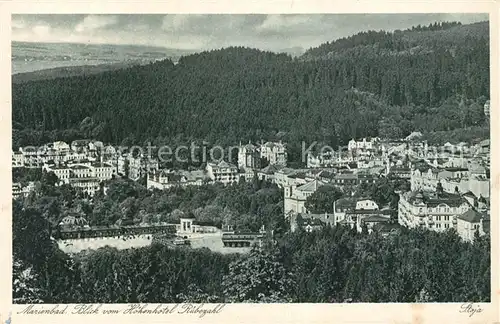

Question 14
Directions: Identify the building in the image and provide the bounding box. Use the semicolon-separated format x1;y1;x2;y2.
484;100;490;119
405;132;423;141
147;169;207;190
12;151;24;168
68;178;100;196
260;141;287;166
331;172;377;187
398;189;471;232
348;137;380;152
456;209;489;242
468;162;487;177
206;161;239;185
333;197;380;226
42;161;113;196
359;214;392;233
478;139;490;155
44;164;71;183
284;179;326;216
91;162;115;181
238;142;261;171
387;166;411;179
128;156;143;180
178;215;196;234
410;167;441;191
176;214;218;235
12;182;35;199
274;168;308;188
69;164;94;179
306;152;338;168
289;212;333;232
52;141;71;153
256;164;283;182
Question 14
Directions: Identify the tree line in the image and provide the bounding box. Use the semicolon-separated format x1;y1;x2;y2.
14;193;490;303
12;22;489;159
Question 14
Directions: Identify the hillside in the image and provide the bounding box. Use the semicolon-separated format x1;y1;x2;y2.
301;21;488;60
12;21;489;161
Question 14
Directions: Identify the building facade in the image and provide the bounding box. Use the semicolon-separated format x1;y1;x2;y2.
284;180;325;216
398;190;471;232
260;141;287;166
206;161;239;185
238;142;261;171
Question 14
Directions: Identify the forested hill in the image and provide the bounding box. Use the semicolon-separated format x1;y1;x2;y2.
12;21;489;151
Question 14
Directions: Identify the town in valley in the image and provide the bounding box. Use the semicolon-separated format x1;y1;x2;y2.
13;127;491;251
12;14;491;304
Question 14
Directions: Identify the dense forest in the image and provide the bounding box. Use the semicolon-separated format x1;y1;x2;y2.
12;21;490;159
16;171;287;233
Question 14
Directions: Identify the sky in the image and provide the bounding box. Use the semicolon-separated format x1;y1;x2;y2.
12;14;489;52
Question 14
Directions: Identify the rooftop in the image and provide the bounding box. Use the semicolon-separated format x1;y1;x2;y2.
296;179;326;193
259;164;283;175
458;209;484;223
403;190;466;207
362;215;391;223
70;165;91;170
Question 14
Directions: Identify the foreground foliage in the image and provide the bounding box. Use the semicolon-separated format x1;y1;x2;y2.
13;198;490;303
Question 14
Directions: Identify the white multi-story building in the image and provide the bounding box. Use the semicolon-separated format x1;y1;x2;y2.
43;162;114;194
69;178;100;196
118;154;158;180
52;141;71;153
333;197;379;225
398;189;471;232
69;164;94;179
12;182;36;199
284;179;326;216
306;152;338;168
147;169;207;190
456;209;489;242
206;161;239;185
348;137;380;152
412;164;491;199
274;168;305;188
12;151;24;168
91;162;115;181
260;141;287;166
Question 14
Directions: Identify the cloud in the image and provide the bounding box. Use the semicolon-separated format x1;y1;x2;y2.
11;18;26;29
256;15;312;34
75;15;118;33
11;14;489;52
32;24;51;37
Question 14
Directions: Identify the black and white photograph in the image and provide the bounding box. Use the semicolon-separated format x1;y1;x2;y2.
6;6;497;322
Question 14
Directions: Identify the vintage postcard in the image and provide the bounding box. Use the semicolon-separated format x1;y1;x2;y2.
0;1;498;324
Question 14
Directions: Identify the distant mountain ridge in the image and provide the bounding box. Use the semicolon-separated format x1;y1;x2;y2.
12;62;146;84
12;41;194;75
